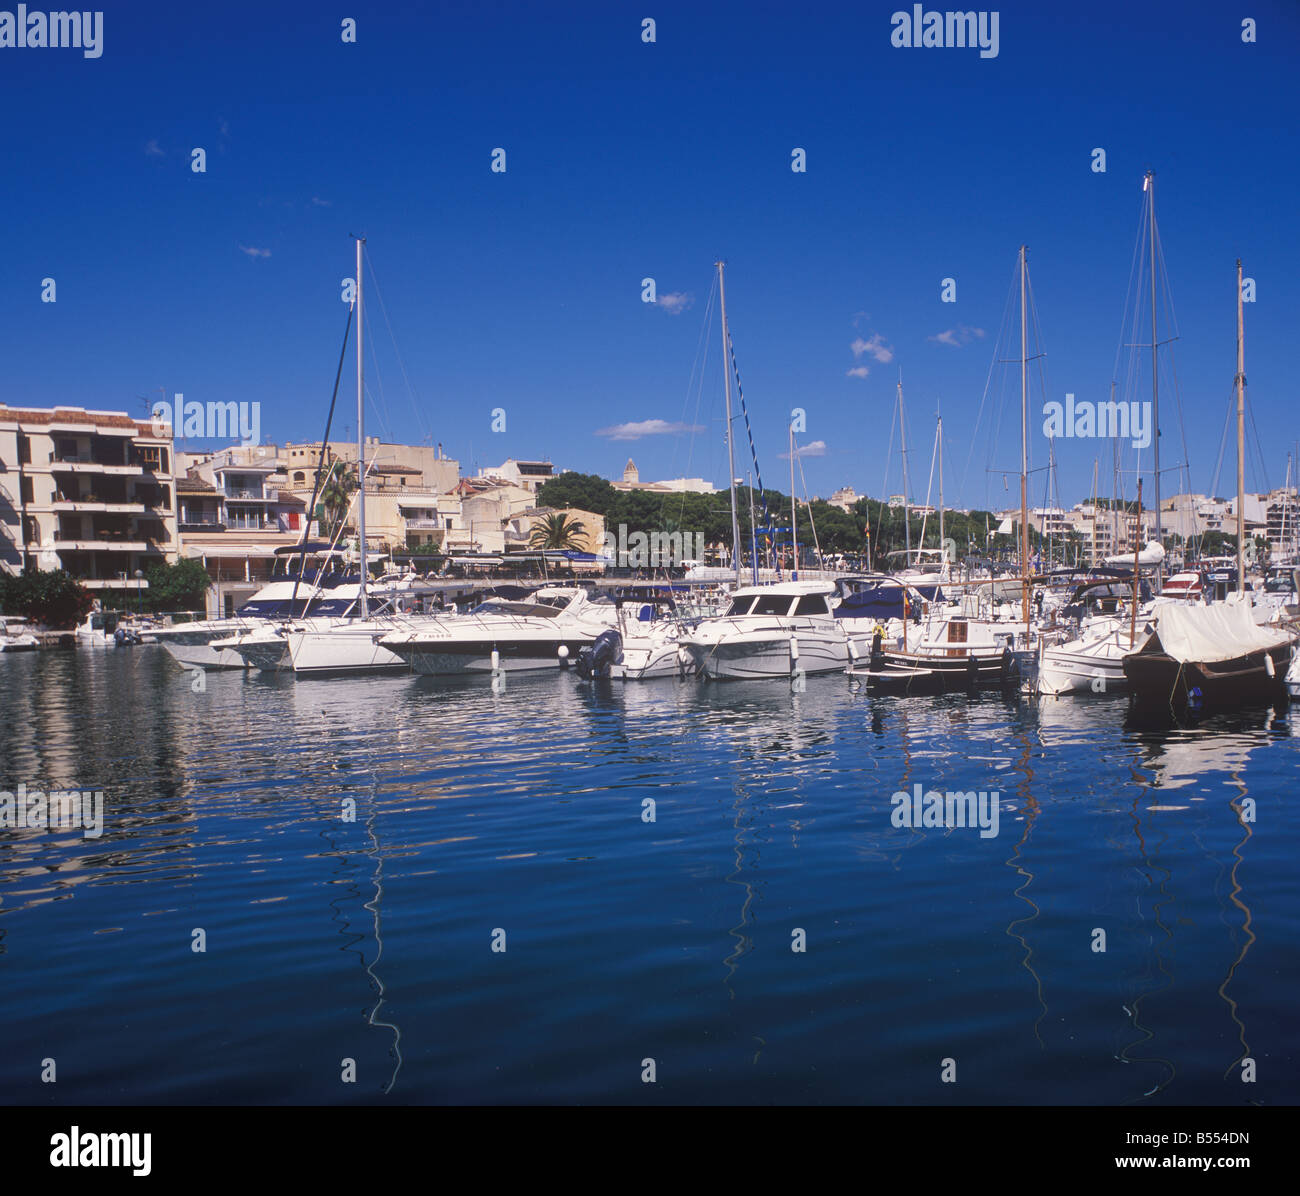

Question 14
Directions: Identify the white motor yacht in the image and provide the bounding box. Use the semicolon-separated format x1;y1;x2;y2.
379;585;618;675
678;580;849;680
0;616;39;652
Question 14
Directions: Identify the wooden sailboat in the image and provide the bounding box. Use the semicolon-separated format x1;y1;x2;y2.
858;248;1035;693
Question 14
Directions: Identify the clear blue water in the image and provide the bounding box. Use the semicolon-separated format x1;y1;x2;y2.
1;645;1296;1105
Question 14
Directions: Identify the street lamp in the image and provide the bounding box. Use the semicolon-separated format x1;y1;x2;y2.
133;569;143;616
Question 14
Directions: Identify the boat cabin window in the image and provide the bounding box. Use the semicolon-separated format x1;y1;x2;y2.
946;620;968;643
473;600;563;618
792;594;829;616
750;594;794;616
724;596;757;617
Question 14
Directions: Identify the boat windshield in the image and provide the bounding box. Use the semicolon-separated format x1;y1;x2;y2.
472;600;563;618
723;597;756;617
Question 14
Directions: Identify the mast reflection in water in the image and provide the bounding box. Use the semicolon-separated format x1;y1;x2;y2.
0;648;1296;1105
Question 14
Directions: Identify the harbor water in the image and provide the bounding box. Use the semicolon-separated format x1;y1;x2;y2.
1;645;1296;1105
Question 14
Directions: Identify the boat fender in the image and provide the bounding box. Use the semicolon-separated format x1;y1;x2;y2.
1000;646;1012;677
967;652;979;682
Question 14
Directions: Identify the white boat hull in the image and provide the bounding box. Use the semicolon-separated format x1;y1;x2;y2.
682;633;848;681
287;627;409;674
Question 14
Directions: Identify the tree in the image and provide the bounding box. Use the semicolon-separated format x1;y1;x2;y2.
0;569;93;629
319;462;358;537
529;512;587;550
140;558;212;613
536;472;617;516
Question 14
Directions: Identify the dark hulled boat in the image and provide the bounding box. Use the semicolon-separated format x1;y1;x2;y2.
1122;599;1294;711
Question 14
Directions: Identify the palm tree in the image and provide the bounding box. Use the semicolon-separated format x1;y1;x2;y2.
529;511;587;551
318;462;358;538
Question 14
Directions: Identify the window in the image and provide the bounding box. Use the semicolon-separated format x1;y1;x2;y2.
724;597;756;617
20;477;34;503
792;594;828;616
750;595;794;616
17;435;30;465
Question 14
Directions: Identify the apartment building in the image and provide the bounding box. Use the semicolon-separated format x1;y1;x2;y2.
0;405;178;595
284;438;459;495
477;458;555;494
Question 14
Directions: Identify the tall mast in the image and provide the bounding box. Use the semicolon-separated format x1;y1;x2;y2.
716;261;742;586
1019;245;1029;642
1236;258;1246;595
356;236;368;619
937;409;945;577
789;422;799;581
1090;457;1098;569
898;375;911;564
1145;172;1162;565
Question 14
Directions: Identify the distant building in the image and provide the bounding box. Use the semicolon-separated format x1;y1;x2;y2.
610;459;716;494
0;404;178;597
477;459;555;494
828;486;859;512
284;437;459;495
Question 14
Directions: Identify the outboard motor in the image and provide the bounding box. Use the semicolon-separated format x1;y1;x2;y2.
575;629;623;679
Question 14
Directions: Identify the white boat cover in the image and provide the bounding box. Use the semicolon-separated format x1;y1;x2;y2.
1104;540;1166;568
1154;596;1292;663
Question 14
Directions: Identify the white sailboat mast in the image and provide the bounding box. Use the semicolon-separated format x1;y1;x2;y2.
1236;258;1246;595
356;236;368;619
716;261;742;585
789;422;798;580
1146;172;1162;561
1019;245;1029;641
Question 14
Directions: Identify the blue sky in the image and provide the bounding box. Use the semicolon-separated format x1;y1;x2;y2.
3;0;1298;511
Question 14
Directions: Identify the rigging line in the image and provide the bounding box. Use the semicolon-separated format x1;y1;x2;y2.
363;245;432;448
793;436;822;565
1247;400;1270;496
1110;195;1148;386
291;302;354;612
364;333;395;446
875;395;898;548
1209;387;1234;501
727;328;772;537
672;276;718;530
965;254;1019;511
672;274;718;483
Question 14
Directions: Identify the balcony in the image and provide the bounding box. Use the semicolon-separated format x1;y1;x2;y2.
403;518;442;530
51;499;146;513
30;539;151;553
225;487;272;500
47;456;143;477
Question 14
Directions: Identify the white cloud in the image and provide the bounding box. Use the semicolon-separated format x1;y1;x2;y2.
595;419;703;441
846;366;870;379
781;439;827;459
851;333;893;363
929;324;986;347
655;292;693;315
144;138;165;157
239;244;272;259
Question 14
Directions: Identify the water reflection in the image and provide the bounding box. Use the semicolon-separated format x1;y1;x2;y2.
0;649;1296;1104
